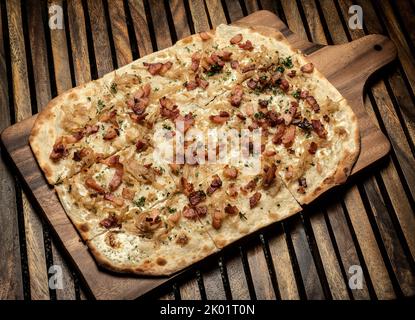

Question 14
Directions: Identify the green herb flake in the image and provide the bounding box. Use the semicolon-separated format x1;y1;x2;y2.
110;82;117;94
133;196;146;207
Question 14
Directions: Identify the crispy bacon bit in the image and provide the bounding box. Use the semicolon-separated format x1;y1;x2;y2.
263;149;276;157
230;60;239;69
207;175;222;195
262;164;277;189
50;137;68;161
258;99;269;109
241;179;257;194
73;150;82;162
230;85;243;107
281;125;296;147
122;187;135;200
238;40;254;51
283;102;298;125
225;204;239;215
272;125;286;144
99;215;120;229
199;31;211;40
104;193;124;207
182;206;198;220
308;141;318;154
196;74;209;89
300;90;309;99
144;61;172;75
247;79;258;89
195;205;208;217
305;95;320;112
230;33;243;44
188;190;206;206
176;112;195;133
212;210;224;230
266;110;284;127
103;127;119;140
279;78;290;92
241;63;256;73
236;113;246;121
219;51;232;61
99;110;118;126
100;155;124;192
249;192;262;209
298;177;307;194
191;52;201;72
160;97;180;120
71;131;84;142
270;72;282;85
184;80;198;91
227;183;238;198
176;234;189;246
136;139;148;152
223;165;238;179
85;177;105;194
323;114;330;122
288;70;297;78
73;148;91;162
180;177;194;196
312;119;327;139
301;63;314;73
209;111;230;124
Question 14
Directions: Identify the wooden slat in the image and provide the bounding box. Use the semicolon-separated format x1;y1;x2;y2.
280;0;308;40
268;229;300;300
179;275;202;300
26;0;77;300
127;0;153;56
107;0;132;67
223;0;244;22
205;0;227;26
48;0;72;93
0;0;24;300
67;0;91;84
309;209;350;299
169;0;191;40
298;0;327;45
148;0;172;49
86;0;113;77
188;0;210;32
202;262;227;300
6;0;50;300
225;248;251;300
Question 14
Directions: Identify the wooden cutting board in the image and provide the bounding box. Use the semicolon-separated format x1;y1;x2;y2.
0;11;396;300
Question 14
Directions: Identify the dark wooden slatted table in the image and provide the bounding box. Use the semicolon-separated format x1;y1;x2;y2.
0;0;414;300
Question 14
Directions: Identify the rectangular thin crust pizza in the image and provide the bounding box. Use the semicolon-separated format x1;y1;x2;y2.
29;24;360;276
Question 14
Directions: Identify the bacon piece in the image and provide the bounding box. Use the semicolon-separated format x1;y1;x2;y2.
176;234;188;246
99;110;118;127
300;90;309;99
305;95;320;112
99;215;120;229
218;51;232;61
308;141;318;154
223;165;238;179
247;79;258;90
144;61;172;75
212;209;224;229
160;97;180;120
288;70;297;78
241;179;257;194
122;187;135;200
301;63;314;73
225;204;239;215
100;155;124;192
207;175;222;196
236;113;246;121
279;78;290;92
50;137;68;161
238;40;254;51
230;85;243;107
281;125;296;147
191;52;201;72
272;125;286;145
230;33;243;44
104;193;124;207
266;110;283;127
180;177;194;196
230;60;239;69
199;31;211;40
85;177;105;194
283;102;298;125
209;111;230;124
73;147;92;162
195;205;208;218
312;119;327;138
176;112;195;133
196;74;209;89
270;72;282;85
262;164;277;189
184;80;198;91
136;139;148;152
182;206;197;220
227;183;239;198
188;190;206;206
241;63;255;73
297;177;307;194
249;192;262;209
103;127;119;140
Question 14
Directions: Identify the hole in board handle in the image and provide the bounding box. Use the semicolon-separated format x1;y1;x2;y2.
374;44;383;51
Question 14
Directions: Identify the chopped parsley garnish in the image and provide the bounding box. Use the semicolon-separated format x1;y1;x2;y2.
254;112;266;119
96;99;105;113
276;66;285;73
280;56;293;68
167;207;177;214
239;212;247;221
110;82;117;94
133;196;146;207
292;90;301;99
154;87;159;91
206;63;223;76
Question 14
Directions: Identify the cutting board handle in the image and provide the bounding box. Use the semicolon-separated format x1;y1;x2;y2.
309;35;397;105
